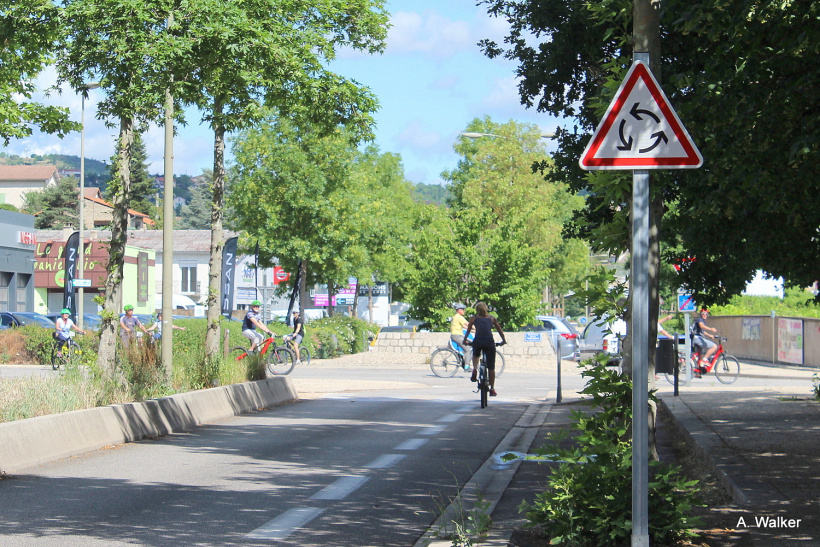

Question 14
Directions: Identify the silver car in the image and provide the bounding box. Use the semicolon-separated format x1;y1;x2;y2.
533;315;581;361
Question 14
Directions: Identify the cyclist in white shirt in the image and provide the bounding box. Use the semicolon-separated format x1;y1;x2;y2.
54;308;85;357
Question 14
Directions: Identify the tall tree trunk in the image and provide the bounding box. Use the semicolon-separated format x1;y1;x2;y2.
298;260;308;313
97;116;134;374
205;104;226;362
326;279;335;317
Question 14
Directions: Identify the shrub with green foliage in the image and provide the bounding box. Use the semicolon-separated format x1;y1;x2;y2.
521;359;702;546
306;315;379;358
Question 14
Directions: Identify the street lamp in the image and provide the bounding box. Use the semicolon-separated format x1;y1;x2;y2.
462;131;556;139
79;82;100;329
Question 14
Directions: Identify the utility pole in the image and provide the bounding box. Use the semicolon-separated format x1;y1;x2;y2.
161;13;175;379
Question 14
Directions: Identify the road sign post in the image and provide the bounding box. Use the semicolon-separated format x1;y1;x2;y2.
580;56;702;547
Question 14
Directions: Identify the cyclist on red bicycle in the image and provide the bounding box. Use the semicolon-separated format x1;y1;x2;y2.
242;300;275;353
692;308;718;372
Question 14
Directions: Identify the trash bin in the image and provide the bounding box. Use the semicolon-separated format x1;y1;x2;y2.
655;338;675;374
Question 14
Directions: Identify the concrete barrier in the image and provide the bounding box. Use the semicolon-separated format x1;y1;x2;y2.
0;376;297;475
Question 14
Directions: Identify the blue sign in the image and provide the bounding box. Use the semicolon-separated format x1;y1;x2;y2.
678;294;696;312
525;333;542;342
580;317;587;324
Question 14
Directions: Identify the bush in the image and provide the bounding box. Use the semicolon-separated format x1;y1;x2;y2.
521;359;702;546
306;315;378;358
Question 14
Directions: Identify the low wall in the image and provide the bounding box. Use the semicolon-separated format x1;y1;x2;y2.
372;331;560;366
685;315;820;368
0;376;297;475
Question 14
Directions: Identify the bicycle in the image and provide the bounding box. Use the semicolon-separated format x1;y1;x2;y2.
665;335;740;385
283;334;310;366
429;335;505;378
229;334;296;376
475;342;504;408
51;333;82;370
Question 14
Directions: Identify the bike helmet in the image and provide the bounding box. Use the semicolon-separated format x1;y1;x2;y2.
60;308;71;314
455;303;465;310
251;300;262;306
124;304;134;311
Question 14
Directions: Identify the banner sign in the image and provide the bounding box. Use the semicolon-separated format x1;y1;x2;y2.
62;231;79;320
220;237;238;318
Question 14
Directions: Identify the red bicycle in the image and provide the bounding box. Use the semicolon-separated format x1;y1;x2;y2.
665;335;740;385
229;334;296;375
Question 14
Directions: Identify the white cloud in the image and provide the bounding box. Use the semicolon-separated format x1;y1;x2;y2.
387;11;473;58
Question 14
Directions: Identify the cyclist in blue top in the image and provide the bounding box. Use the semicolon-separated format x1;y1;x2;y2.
242;300;274;353
54;308;85;357
464;302;507;396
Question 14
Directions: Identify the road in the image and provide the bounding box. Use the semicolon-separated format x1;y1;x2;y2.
0;358;585;546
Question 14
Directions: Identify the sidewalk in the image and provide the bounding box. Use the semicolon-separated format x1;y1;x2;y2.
466;361;820;546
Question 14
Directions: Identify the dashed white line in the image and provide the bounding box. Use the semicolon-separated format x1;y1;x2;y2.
246;507;325;540
419;425;446;435
437;413;464;423
394;438;429;450
365;454;406;469
310;475;370;500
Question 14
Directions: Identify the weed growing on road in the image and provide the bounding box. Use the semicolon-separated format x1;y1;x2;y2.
429;482;492;547
812;373;820;401
520;362;703;546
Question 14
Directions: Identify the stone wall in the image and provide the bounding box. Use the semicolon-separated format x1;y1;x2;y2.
372;331;560;368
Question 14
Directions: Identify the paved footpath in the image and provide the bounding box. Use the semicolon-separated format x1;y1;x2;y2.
413;359;820;546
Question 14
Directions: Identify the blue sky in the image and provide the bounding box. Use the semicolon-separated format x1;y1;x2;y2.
4;1;561;186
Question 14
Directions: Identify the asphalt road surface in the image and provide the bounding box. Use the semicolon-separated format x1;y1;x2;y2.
0;359;583;546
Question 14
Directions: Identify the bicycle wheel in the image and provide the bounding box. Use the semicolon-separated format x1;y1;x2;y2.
494;350;506;378
479;370;489;408
51;344;66;370
715;354;740;384
267;347;296;375
229;346;250;362
430;348;460;377
298;347;311;366
665;356;691;386
64;341;82;367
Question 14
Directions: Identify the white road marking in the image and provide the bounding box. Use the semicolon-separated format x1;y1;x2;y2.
437;413;464;423
394;438;429;450
456;404;474;413
246;507;325;540
419;425;446;435
310;475;370;500
365;454;406;469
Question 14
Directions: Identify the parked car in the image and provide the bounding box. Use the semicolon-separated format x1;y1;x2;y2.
46;313;103;329
581;316;627;366
533;315;581;361
0;311;56;328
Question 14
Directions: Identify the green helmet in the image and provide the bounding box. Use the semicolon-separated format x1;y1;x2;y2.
124;304;134;311
251;300;261;306
61;308;71;314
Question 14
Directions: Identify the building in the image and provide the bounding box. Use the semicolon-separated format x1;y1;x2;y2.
34;228;156;315
0;211;36;311
81;188;154;230
0;165;59;208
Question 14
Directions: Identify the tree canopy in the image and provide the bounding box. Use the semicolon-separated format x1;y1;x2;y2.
22;177;79;229
480;0;820;305
403;118;588;329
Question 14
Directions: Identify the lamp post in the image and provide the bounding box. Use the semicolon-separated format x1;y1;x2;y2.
78;82;100;329
461;131;556;139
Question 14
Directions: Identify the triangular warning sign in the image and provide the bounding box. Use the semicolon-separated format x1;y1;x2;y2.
579;61;703;170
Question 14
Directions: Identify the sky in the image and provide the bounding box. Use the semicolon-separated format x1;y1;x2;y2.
3;0;562;186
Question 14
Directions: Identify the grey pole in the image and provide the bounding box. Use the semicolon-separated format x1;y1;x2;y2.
78;82;100;328
556;337;562;403
161;23;175;378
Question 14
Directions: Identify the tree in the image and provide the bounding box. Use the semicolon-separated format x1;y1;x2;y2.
173;0;389;360
0;1;79;144
21;177;79;229
127;132;157;217
403;118;588;329
230;118;405;313
177;171;213;229
57;0;180;374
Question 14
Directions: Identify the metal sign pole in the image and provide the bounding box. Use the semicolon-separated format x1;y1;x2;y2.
631;50;651;545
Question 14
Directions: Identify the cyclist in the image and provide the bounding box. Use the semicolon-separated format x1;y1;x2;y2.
54;308;85;357
283;310;305;361
464;302;507;396
146;311;187;341
692;308;718;373
119;304;149;348
242;300;274;353
450;304;471;370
